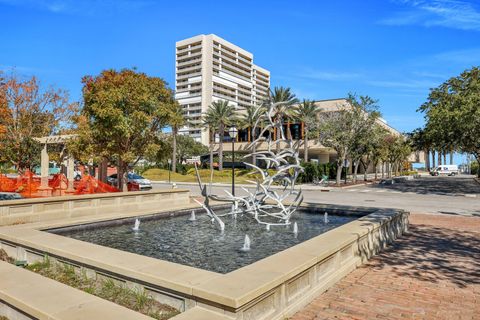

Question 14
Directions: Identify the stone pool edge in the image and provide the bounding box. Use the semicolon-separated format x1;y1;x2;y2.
0;203;408;320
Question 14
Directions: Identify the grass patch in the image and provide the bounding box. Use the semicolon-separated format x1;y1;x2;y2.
25;257;179;320
143;168;270;184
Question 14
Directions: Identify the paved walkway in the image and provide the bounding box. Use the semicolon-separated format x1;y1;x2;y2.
291;213;480;320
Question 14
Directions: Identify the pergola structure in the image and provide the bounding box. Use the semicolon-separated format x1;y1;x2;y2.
33;134;77;196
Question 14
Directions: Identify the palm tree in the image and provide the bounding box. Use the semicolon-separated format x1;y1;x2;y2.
294;99;317;162
266;87;298;151
240;105;264;165
201;111;218;173
168;102;187;173
204;100;236;171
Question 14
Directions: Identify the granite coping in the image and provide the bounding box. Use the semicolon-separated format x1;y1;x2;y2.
0;261;154;320
0;202;406;310
0;188;190;206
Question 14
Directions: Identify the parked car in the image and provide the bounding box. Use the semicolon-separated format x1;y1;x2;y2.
0;192;23;201
430;165;459;176
107;173;152;191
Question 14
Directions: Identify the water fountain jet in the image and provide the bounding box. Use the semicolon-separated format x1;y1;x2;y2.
240;235;251;251
293;222;298;234
132;219;140;231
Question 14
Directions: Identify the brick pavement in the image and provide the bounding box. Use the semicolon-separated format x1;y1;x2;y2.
291;213;480;320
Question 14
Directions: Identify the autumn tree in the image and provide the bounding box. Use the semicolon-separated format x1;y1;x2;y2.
0;71;77;171
76;68;173;190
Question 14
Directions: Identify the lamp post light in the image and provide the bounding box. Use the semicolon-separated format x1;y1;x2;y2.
228;126;238;196
167;159;172;184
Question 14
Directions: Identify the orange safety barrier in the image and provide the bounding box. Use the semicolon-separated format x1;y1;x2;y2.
1;171;120;198
74;175;120;195
0;174;17;193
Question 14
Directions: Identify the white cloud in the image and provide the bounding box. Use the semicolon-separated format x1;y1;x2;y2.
380;0;480;31
366;78;438;89
433;47;480;64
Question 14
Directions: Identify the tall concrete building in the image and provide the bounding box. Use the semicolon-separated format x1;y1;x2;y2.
175;34;270;145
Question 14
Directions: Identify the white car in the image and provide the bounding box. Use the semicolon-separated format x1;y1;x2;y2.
107;173;152;190
430;165;459;176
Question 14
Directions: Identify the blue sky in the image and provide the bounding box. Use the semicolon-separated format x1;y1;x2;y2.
1;0;479;136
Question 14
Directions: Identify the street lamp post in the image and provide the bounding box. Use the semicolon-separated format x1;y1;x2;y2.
229;126;238;196
167;159;172;184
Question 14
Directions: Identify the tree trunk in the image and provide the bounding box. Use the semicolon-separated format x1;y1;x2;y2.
449;152;453;165
276;115;282;153
209;129;214;172
363;161;369;181
117;158;127;192
336;162;343;186
387;162;392;178
443;152;447;165
425;149;430;171
172;127;177;173
251;128;257;166
438;151;442;166
99;158;108;183
304;130;308;163
353;162;360;183
432;150;436;168
381;162;385;179
218;124;224;171
374;162;378;180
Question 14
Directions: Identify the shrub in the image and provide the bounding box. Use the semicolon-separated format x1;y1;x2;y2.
471;161;479;176
298;162;335;183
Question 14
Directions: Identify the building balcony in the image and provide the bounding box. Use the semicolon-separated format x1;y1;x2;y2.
176;72;202;80
176;43;202;54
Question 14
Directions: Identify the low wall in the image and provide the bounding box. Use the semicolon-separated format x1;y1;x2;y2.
0;205;408;320
0;189;190;226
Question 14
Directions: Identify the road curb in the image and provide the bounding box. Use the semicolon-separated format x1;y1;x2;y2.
151;180;331;191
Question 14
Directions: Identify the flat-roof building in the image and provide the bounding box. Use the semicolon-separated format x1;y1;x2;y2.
175;34;270;145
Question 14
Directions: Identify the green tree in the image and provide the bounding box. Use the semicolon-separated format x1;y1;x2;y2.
240;104;264;165
201;111;218;172
361;125;389;181
203;100;236;171
294;99;318;162
347;94;380;183
384;135;411;177
173;134;208;164
266;86;298;151
409;128;432;171
419;67;480;176
317;94;380;185
168;101;187;173
77;68;173;190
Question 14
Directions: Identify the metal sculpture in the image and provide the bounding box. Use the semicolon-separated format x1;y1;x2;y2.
194;100;304;231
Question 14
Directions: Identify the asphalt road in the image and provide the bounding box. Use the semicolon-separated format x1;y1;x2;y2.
153;175;480;216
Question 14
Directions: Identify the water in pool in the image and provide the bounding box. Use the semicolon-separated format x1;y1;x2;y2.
51;210;357;273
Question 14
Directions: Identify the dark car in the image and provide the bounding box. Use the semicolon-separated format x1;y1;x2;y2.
0;192;23;201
